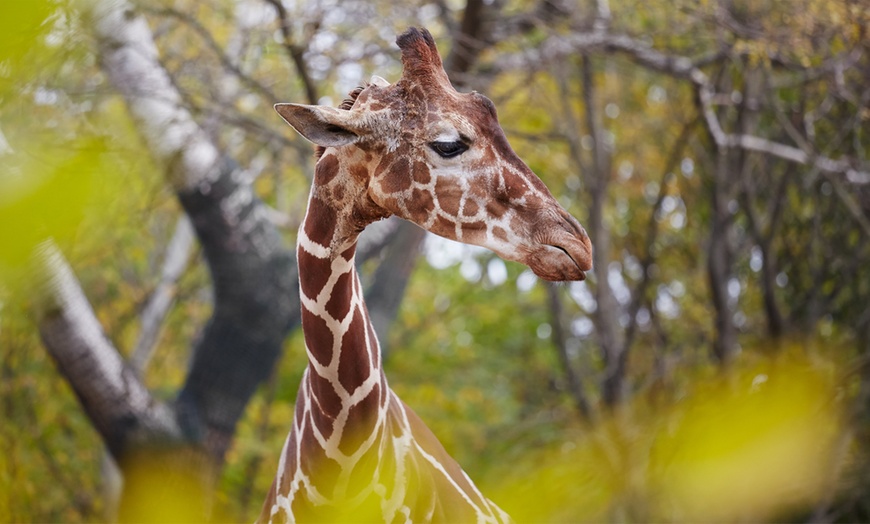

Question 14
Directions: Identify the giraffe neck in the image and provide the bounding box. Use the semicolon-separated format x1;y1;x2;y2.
294;149;390;494
296;198;387;415
262;148;511;523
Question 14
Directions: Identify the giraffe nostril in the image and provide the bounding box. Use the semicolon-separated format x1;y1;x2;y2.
558;210;588;241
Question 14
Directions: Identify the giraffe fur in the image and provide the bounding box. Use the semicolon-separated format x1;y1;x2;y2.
259;27;592;524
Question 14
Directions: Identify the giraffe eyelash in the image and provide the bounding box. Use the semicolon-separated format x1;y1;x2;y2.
429;140;468;158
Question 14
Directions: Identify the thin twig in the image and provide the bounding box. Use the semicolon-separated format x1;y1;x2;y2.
262;0;319;104
144;5;281;103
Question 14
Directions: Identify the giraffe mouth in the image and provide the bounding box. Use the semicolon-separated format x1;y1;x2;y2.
542;244;588;281
521;209;594;282
521;238;590;282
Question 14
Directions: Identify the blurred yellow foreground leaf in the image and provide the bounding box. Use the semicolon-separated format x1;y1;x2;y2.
0;0;52;66
493;350;843;523
650;358;840;521
0;140;102;277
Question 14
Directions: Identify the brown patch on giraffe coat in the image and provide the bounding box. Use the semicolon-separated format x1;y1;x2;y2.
271;504;290;524
314;154;339;186
434;177;460;216
308;372;342;419
338;385;381;456
408;188;435;224
308;400;335;441
301;308;333;368
288;489;316;522
324;271;353;321
341;245;357;260
298;248;333;299
294;389;306;420
299;421;342;498
462;199;479;217
504;177;530;201
376;428;399;500
302;199;337;253
349;164;369;183
460;221;486;244
337;309;372;394
510;215;526;238
485;201;506;219
493;226;509;243
276;429;298;492
412;160;430;184
432;214;455;237
382;157;411;194
345;425;383;497
405;84;427;109
332;184;345;203
374;155;391;178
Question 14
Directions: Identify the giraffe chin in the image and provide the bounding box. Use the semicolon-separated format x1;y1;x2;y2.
527;244;589;282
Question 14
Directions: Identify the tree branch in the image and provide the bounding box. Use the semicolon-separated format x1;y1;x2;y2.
86;0;299;461
262;0;319;104
622;118;697;355
493;30;868;182
130;215;196;374
143;5;281;104
35;242;182;459
445;0;487;79
546;283;594;422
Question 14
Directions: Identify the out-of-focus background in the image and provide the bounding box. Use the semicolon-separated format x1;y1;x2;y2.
1;0;869;521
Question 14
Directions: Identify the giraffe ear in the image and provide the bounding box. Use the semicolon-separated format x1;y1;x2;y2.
274;103;363;147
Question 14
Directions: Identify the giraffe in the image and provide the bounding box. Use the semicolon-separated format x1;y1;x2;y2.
259;27;592;523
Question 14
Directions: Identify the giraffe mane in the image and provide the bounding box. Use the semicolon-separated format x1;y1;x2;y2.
314;83;369;159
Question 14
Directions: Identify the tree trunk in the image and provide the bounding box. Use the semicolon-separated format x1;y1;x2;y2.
33;1;300;519
579;55;625;406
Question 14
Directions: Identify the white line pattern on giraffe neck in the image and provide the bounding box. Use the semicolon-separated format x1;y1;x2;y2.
260;163;510;522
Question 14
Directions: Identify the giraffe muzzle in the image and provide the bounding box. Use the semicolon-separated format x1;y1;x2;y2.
522;238;592;282
525;212;593;282
536;239;592;282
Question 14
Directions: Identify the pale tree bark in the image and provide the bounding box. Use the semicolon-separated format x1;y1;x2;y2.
36;242;183;457
129;216;195;374
89;0;299;462
34;0;298;519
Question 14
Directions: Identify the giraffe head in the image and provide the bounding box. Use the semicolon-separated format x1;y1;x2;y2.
276;28;592;281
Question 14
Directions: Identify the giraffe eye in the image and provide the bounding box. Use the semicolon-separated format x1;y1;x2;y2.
429;141;468;158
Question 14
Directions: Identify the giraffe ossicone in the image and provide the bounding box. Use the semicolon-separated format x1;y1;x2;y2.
259;27;592;524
